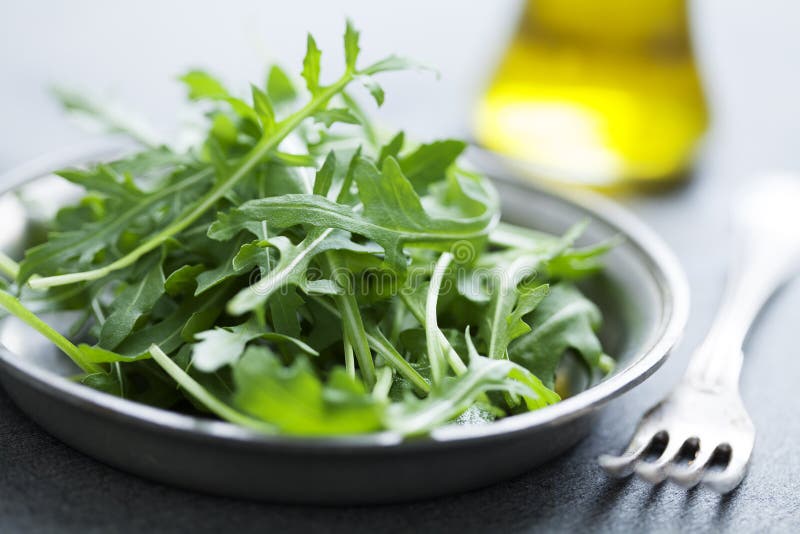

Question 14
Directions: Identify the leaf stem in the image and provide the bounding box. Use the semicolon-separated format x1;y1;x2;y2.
30;73;358;289
365;324;430;394
343;337;355;379
148;344;275;433
312;294;425;393
25;167;212;287
0;251;19;279
319;251;376;387
0;290;100;373
336;291;376;388
425;252;452;386
372;367;393;400
398;290;467;376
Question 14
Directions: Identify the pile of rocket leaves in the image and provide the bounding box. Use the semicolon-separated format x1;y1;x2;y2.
0;22;615;437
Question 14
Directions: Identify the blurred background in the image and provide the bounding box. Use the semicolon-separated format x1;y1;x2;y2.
1;0;799;186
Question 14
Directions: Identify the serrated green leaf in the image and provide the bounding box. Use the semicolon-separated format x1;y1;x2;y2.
52;86;162;147
266;65;297;105
344;20;360;71
250;84;276;131
386;353;558;435
191;319;263;372
77;343;149;364
227;228;373;315
98;254;165;349
180;70;229;100
357;75;384;106
164;264;205;296
545;237;620;280
114;285;229;357
269;289;304;338
179;70;262;125
195;238;265;295
313;108;361;128
57;165;144;202
360;55;433;76
399;140;466;193
313;151;336;196
481;222;589;363
18;165;212;285
225;157;497;272
233;347;383;435
191;316;320;373
509;283;605;388
378;132;404;165
301;34;322;95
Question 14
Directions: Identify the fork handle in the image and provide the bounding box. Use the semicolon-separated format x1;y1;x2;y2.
685;226;800;391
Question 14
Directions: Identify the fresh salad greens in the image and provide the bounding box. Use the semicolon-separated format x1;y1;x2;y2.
0;22;614;436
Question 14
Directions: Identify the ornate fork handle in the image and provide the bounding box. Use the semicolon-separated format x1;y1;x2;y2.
600;173;800;492
686;218;800;393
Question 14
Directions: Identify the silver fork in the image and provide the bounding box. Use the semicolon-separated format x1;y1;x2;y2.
599;172;800;493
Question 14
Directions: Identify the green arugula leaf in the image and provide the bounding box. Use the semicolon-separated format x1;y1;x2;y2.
545;238;620;280
250;84;276;132
194;237;262;295
164;264;205;296
191;317;318;372
399;140;466;193
360;55;431;75
18;166;212;285
312;151;336;196
114;284;230;357
386;353;558;436
232;346;384;435
487;283;550;361
509;283;605;388
301;34;322;95
481;222;588;362
191;319;266;372
313;108;361;128
150;344;277;432
269;289;304;339
57;165;144;202
357;75;385;106
180;70;229;100
98;253;166;349
378;132;404;165
344;19;361;72
226;229;372;315
266;65;297;105
224;157;496;271
52;87;162;148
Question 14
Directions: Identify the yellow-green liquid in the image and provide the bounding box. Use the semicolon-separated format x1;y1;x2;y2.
475;0;708;187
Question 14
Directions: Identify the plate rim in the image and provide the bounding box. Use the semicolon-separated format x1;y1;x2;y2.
0;141;689;451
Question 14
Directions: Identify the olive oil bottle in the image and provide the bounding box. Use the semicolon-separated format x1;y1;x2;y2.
475;0;708;187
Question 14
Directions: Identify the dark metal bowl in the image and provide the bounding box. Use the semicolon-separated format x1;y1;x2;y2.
0;143;688;504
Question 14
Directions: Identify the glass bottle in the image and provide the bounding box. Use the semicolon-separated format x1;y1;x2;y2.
475;0;708;187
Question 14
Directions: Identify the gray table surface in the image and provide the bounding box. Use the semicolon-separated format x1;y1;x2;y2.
2;1;799;532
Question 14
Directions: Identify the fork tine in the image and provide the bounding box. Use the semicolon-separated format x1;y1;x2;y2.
634;434;686;484
597;451;642;478
667;445;715;488
702;449;751;493
598;430;658;477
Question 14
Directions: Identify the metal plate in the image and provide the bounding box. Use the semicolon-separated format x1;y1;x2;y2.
0;143;688;504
